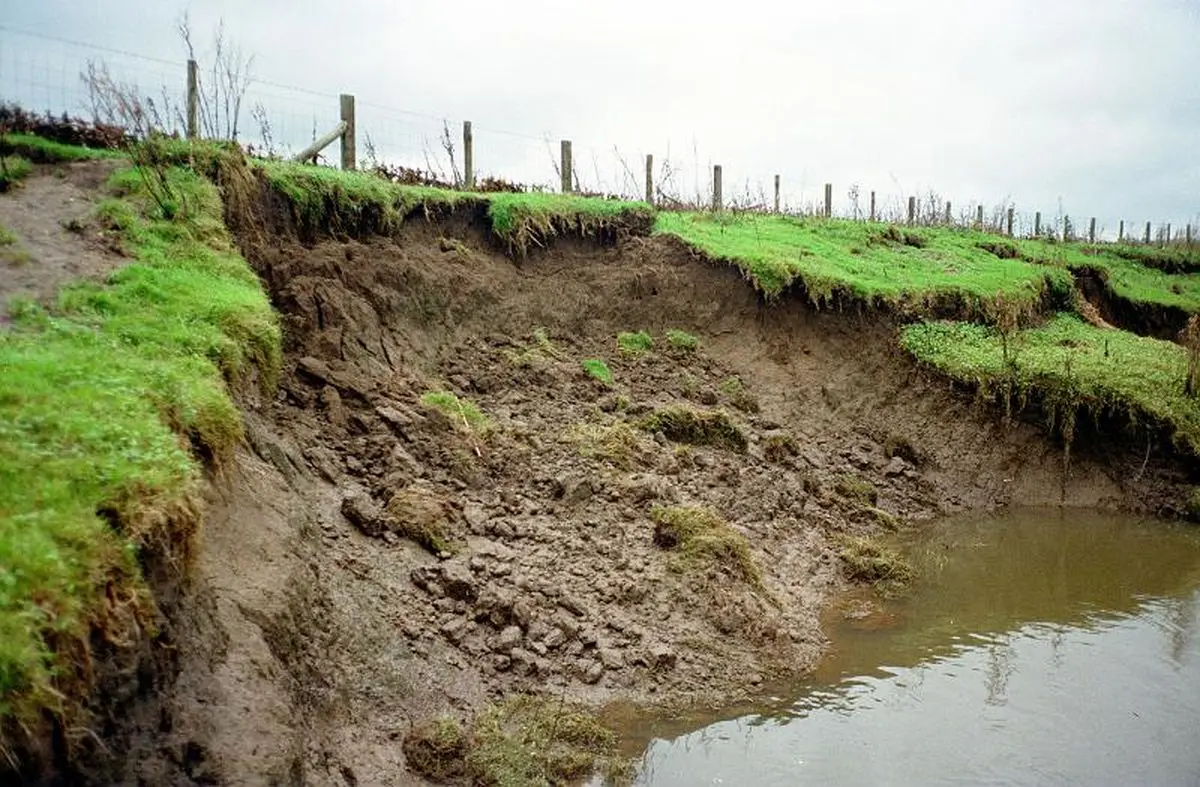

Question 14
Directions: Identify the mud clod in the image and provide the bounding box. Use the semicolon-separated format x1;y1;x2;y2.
639;405;748;452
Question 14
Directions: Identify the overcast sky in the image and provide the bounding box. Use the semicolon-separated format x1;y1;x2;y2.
3;0;1199;235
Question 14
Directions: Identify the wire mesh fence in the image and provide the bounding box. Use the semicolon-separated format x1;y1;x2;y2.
0;24;1194;245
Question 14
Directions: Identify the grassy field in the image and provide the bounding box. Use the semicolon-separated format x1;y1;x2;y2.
901;315;1200;452
653;212;1074;318
0;144;278;752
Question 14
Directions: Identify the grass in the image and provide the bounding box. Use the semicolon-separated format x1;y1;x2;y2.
0;223;30;267
665;328;698;352
617;330;653;355
0;133;122;164
836;534;916;593
0;156;33;191
639;405;748;452
0;158;279;756
651;505;763;589
568;420;648;470
835;473;879;506
1071;254;1200;314
581;358;613;385
258;158;654;252
465;696;630;787
505;326;564;367
654;212;1073;318
901;314;1200;452
384;484;459;555
420;391;489;432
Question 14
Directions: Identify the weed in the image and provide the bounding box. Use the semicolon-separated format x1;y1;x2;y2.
801;472;822;495
0;155;33;191
665;328;698;352
835;474;878;505
617;330;654;355
403;717;468;782
466;696;630;787
506;326;564;367
865;507;903;531
651;505;763;589
836;534;916;592
581;358;613;385
720;375;760;413
639;405;748;452
568;421;647;470
762;433;799;463
420;391;489;433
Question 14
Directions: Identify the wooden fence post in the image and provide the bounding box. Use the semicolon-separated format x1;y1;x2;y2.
712;165;723;211
462;121;474;189
1034;211;1041;237
644;154;653;205
1166;223;1172;247
560;140;573;193
944;201;952;225
774;174;780;213
1118;220;1124;242
869;191;876;222
1188;224;1194;246
1088;217;1096;244
1007;207;1014;237
339;94;356;170
824;183;833;218
976;205;984;230
186;59;199;139
907;196;916;225
1145;221;1152;244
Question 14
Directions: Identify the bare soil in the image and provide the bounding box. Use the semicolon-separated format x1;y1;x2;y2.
8;171;1190;785
0;160;125;323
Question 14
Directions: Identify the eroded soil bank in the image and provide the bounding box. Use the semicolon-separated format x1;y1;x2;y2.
105;192;1192;784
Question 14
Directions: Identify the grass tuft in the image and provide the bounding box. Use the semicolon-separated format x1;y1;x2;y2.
568;420;648;470
420;391;489;432
651;505;763;588
665;328;698;352
836;534;916;592
581;358;613;385
639;405;748;452
835;473;879;506
0;156;33;191
617;330;654;356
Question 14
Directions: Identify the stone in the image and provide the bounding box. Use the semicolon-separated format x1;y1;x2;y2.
492;654;512;672
884;456;908;477
510;648;536;676
580;629;598;647
648;643;676;671
440;561;478;602
512;600;534;630
555;614;581;639
376;404;414;434
543;628;567;650
341;491;383;537
440;617;469;644
464;503;488;533
598;648;624;670
495;625;523;653
558;595;587;617
582;661;604;684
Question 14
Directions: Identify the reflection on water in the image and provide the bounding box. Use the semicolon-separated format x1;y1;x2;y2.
624;509;1200;786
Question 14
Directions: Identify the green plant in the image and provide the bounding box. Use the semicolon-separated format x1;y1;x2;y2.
762;433;799;462
617;330;654;355
0;155;33;191
665;328;698;352
581;358;613;385
835;474;878;505
836;535;916;592
651;505;762;588
720;376;760;413
568;420;647;469
420;391;489;432
403;717;468;782
639;405;748;452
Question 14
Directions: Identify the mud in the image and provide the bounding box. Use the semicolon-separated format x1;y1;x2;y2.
11;164;1194;784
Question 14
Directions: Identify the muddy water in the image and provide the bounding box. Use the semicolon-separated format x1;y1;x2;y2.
622;509;1200;786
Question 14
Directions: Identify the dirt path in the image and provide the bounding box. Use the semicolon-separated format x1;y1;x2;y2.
0;159;125;322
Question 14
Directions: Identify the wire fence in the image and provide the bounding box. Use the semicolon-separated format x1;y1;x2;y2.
1;24;1195;245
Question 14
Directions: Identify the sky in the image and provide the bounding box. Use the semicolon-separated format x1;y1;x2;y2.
2;0;1199;236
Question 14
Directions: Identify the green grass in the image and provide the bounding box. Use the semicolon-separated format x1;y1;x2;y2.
1071;255;1200;313
420;390;489;431
639;405;748;452
836;534;916;593
0;156;33;191
258;159;654;252
0;133;123;164
581;358;613;385
651;505;763;589
665;328;698;352
617;330;653;355
901;314;1200;452
0;160;279;755
654;213;1073;318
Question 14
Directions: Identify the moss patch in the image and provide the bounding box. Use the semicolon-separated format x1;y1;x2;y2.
639;405;748;452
